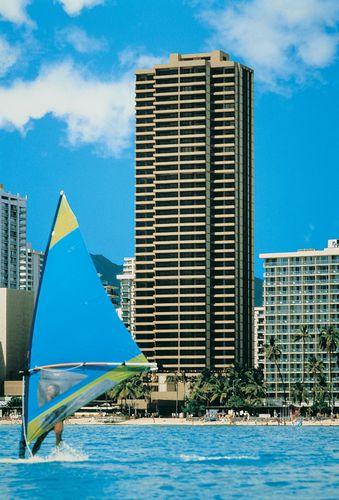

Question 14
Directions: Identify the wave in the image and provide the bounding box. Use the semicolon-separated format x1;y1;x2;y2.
180;453;259;462
0;443;88;464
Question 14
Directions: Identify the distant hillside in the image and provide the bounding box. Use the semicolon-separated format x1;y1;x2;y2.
254;277;263;307
90;254;122;288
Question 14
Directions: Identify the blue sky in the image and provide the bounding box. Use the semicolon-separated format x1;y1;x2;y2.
0;0;338;276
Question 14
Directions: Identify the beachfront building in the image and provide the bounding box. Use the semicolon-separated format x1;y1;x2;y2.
134;50;254;372
0;288;34;396
0;184;27;290
260;239;339;405
21;244;44;297
254;306;265;369
117;257;136;337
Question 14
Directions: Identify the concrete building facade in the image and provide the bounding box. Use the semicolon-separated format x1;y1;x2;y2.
104;283;120;309
117;257;136;336
0;288;34;395
260;239;339;405
134;50;254;372
0;184;27;290
22;244;44;296
254;306;265;369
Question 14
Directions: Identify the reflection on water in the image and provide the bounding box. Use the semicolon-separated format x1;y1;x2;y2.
0;425;338;499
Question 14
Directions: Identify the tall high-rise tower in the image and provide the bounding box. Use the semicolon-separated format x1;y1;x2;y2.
0;184;27;290
134;51;254;372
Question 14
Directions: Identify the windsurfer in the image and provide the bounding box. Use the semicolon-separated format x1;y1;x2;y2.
18;193;153;460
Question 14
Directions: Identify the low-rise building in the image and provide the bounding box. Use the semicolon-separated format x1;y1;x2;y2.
117;257;135;337
0;288;34;396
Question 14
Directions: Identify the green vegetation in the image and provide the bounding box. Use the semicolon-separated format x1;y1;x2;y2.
107;367;266;417
108;373;151;415
166;372;187;415
318;325;339;413
291;381;308;406
106;322;339;418
4;396;22;409
183;366;266;416
265;336;286;404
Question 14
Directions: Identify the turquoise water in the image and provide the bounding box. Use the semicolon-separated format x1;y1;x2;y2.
0;425;338;499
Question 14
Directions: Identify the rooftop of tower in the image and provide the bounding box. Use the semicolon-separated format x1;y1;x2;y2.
135;50;234;74
169;50;229;63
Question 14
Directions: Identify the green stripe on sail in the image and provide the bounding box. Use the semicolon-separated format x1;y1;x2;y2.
27;353;148;443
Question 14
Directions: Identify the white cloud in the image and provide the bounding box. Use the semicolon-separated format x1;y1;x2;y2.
0;0;33;26
57;26;107;53
0;37;20;77
0;61;134;156
57;0;105;16
305;223;315;243
0;0;105;25
202;0;339;90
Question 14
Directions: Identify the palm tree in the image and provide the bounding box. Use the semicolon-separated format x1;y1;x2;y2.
265;336;286;405
293;325;310;384
184;370;211;416
186;366;266;412
244;368;266;406
209;373;231;405
311;373;329;415
226;365;247;406
318;325;339;413
167;372;186;415
307;355;324;379
189;369;216;407
109;375;143;415
138;373;152;408
307;356;328;414
291;381;308;406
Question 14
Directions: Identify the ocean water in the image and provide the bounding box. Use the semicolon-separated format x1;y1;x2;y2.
0;424;338;499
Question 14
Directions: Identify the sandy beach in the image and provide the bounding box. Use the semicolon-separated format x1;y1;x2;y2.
69;416;339;426
1;416;338;426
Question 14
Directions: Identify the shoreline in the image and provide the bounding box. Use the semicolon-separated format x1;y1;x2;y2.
1;417;338;427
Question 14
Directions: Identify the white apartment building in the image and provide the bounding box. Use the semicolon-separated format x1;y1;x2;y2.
254;306;265;369
117;257;136;337
260;240;339;405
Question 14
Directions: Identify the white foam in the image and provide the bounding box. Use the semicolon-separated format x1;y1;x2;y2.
48;442;88;462
180;453;258;462
0;443;88;464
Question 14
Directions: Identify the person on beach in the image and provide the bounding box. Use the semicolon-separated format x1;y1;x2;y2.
19;383;64;458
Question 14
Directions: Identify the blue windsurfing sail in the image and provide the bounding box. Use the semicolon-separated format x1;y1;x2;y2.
23;193;153;445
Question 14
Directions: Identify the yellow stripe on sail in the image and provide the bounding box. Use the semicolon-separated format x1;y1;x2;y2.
50;194;79;249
